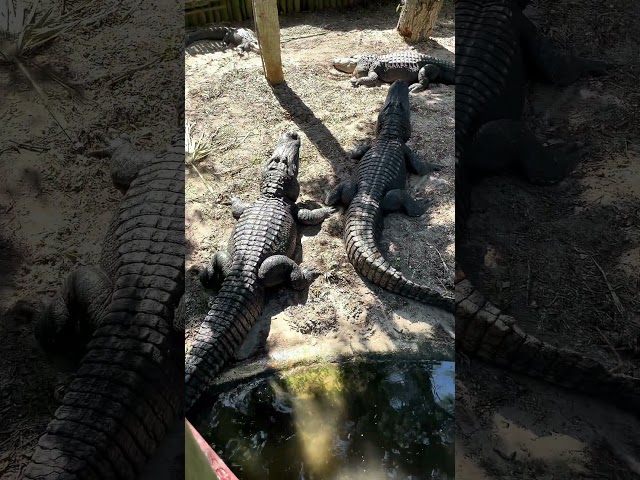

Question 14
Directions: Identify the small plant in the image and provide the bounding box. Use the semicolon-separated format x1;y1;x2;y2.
0;0;112;141
185;122;215;195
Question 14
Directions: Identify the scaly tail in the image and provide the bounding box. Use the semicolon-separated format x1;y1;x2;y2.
185;269;264;413
185;27;229;47
344;195;454;312
456;277;640;415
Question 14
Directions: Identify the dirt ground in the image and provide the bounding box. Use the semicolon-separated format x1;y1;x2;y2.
184;3;456;369
0;0;182;478
457;0;640;478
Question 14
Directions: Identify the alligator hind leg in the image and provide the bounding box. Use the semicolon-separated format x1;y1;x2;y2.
325;180;358;207
258;255;320;290
404;145;444;174
467;119;583;184
34;266;111;368
382;189;427;217
516;9;611;86
199;251;232;289
409;64;442;93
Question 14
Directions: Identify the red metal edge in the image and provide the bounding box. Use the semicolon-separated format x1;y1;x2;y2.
186;419;240;480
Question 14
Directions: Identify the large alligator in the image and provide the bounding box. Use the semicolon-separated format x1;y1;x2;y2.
24;137;185;479
185;26;259;55
325;80;454;312
455;0;639;413
333;51;455;93
185;132;336;412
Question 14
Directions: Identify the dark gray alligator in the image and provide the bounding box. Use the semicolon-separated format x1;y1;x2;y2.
185;26;259;54
185;132;336;412
455;0;639;413
325;80;453;312
333;51;455;93
24;137;185;479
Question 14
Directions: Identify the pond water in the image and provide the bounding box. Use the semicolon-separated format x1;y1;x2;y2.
192;359;455;480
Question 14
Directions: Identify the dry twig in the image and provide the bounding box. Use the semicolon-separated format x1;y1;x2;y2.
592;256;625;316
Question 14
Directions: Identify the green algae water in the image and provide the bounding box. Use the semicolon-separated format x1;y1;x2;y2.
192;360;454;480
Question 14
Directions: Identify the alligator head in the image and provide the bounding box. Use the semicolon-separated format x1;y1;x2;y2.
375;80;412;141
333;56;358;74
333;54;376;77
260;131;301;201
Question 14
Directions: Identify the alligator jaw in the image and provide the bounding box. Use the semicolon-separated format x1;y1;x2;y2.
333;57;358;74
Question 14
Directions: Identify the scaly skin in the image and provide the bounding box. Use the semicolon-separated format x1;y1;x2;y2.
25;138;185;479
456;277;640;414
333;51;455;93
185;26;259;54
455;0;639;413
185;132;335;413
326;81;453;312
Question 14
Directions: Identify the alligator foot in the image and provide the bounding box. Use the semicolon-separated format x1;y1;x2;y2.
34;266;111;363
517;8;614;86
325;180;357;207
351;73;378;87
465;119;584;184
258;255;319;290
199;251;232;290
350;142;371;160
296;205;338;226
382;189;428;217
408;83;426;94
404;145;443;174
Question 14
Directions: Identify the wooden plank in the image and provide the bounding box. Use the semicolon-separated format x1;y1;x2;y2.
253;0;285;85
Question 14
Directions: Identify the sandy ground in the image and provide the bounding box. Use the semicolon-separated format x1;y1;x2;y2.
456;0;640;478
184;3;456;372
0;0;182;477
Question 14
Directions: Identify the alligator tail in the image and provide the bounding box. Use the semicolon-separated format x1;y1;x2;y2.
185;26;230;47
456;278;640;414
344;195;454;312
185;268;264;412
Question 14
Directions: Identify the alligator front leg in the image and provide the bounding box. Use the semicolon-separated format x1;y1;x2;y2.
404;145;444;174
350;142;371;160
466;119;584;184
516;9;611;86
230;197;251;219
382;189;427;217
325;179;358;207
258;255;320;290
199;251;232;289
295;205;337;226
351;71;379;87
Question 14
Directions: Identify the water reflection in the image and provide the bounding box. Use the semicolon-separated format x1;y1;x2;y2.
193;360;455;480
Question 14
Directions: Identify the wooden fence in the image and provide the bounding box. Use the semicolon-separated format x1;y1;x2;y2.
185;0;367;27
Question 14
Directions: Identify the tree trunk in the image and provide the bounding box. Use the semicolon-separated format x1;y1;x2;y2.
396;0;442;43
253;0;285;85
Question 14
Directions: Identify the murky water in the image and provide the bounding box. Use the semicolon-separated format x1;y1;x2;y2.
192;359;455;480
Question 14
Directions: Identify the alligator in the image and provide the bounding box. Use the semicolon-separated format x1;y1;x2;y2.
333;51;455;93
455;0;639;413
325;80;454;312
24;137;185;479
185;132;336;412
185;26;259;55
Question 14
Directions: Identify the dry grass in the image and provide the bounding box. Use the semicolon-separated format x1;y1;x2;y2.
184;3;456;364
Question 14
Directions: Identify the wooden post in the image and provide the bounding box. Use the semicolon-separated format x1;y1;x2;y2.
253;0;285;85
397;0;443;43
